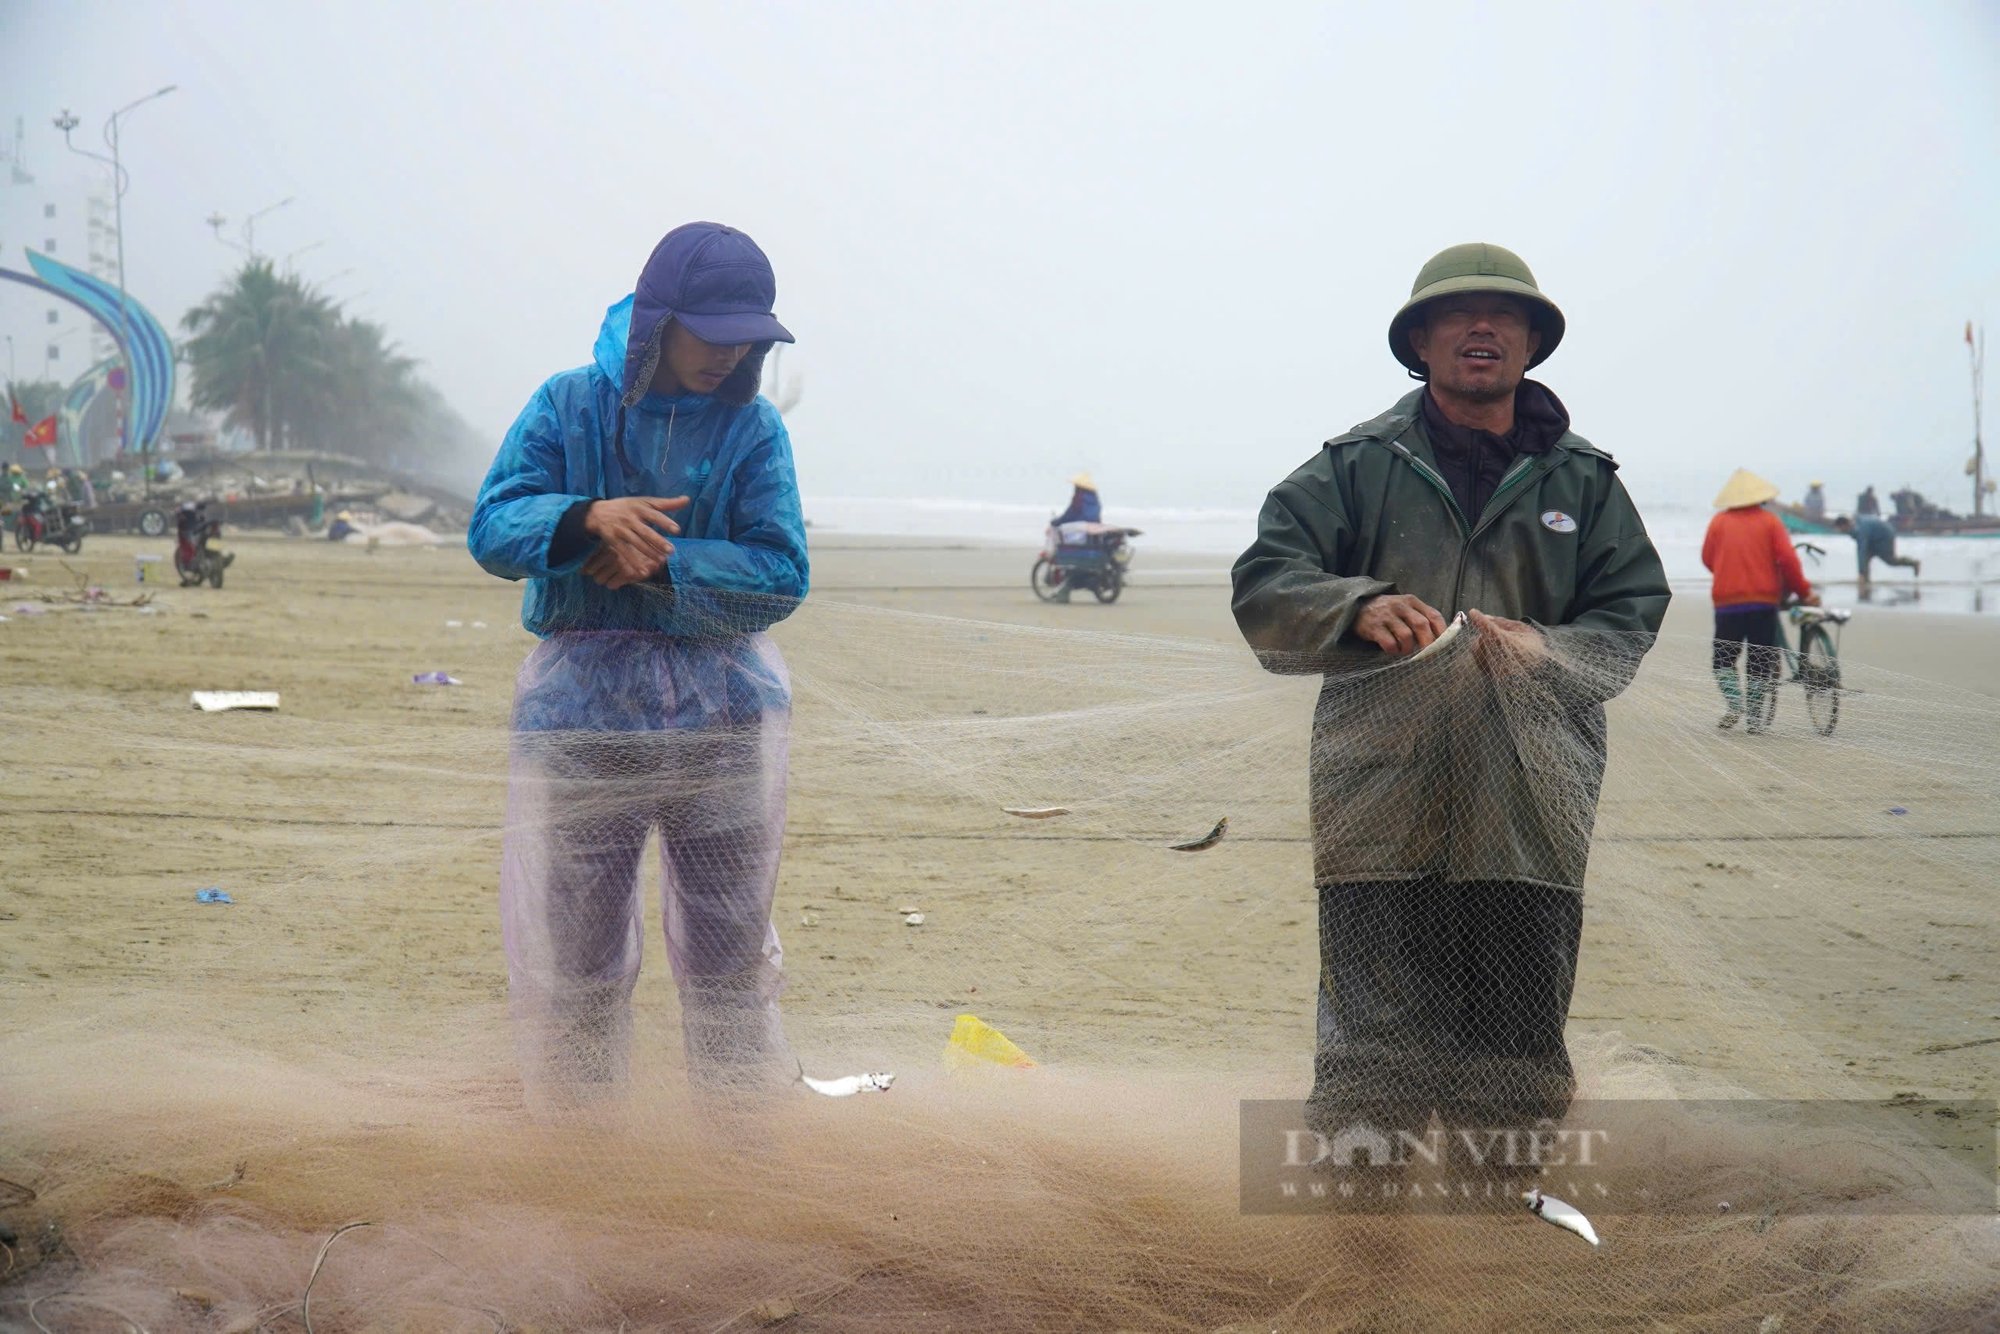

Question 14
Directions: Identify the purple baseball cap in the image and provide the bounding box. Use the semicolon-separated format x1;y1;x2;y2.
622;222;792;400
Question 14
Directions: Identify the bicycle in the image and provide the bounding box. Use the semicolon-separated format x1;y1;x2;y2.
1745;542;1849;736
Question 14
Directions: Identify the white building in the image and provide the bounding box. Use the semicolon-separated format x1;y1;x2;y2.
0;114;119;389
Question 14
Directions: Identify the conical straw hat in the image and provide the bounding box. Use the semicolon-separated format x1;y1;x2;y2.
1070;472;1097;491
1713;468;1781;509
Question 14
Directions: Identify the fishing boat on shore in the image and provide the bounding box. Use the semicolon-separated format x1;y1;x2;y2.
1778;321;1997;538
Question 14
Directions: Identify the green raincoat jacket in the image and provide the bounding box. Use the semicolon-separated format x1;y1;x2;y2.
1233;387;1671;890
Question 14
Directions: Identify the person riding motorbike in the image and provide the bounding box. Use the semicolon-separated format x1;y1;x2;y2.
1053;472;1102;526
13;487;87;552
175;499;235;587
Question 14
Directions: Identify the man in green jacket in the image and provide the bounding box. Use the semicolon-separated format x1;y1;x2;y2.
1232;244;1670;1132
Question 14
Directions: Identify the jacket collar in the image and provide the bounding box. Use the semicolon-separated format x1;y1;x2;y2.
1326;382;1609;464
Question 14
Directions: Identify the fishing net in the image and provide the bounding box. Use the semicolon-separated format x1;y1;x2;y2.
2;577;1997;1332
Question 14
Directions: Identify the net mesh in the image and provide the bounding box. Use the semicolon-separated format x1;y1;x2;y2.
2;566;1998;1332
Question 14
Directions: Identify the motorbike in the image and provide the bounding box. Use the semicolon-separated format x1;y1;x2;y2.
1031;520;1141;604
13;492;89;554
174;508;235;589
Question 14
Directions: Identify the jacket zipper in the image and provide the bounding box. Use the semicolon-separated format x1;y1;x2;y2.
1453;452;1566;604
1383;440;1467;534
1381;437;1566;610
1376;437;1564;879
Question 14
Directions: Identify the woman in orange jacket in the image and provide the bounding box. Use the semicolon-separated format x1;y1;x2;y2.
1702;470;1818;733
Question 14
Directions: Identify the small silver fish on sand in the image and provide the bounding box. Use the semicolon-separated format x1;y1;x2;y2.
798;1064;896;1098
1170;817;1228;852
1002;806;1071;819
1523;1187;1600;1247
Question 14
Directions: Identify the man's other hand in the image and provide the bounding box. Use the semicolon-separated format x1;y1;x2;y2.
1353;593;1449;655
1467;608;1550;675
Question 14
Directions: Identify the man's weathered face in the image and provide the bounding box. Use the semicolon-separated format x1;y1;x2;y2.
655;322;752;396
1408;294;1543;403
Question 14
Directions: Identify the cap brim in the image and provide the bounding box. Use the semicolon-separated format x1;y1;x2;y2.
674;309;795;347
1388;275;1564;375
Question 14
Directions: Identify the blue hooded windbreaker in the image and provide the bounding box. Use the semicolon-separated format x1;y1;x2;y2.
468;296;809;639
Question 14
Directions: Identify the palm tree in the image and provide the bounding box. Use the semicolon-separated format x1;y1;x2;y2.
182;260;481;470
181;261;338;451
293;317;422;466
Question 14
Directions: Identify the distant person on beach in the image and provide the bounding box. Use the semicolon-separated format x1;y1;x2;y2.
1802;480;1825;521
1835;513;1921;586
1053;473;1102;526
1856;485;1879;517
327;510;359;541
468;222;808;1106
1703;469;1818;733
1232;243;1670;1134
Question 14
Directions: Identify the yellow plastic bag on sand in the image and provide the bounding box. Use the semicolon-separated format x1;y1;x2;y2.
944;1014;1035;1070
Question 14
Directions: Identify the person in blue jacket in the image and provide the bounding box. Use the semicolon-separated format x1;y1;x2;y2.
468;222;808;1103
1832;513;1920;587
1053;472;1102;526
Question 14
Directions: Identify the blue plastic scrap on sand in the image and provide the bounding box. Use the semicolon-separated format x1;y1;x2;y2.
1888;807;1909;816
195;888;233;904
413;671;462;686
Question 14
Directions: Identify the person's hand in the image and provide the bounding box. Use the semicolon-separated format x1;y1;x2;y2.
1804;588;1822;607
1466;608;1550;675
581;496;690;590
1352;593;1449;655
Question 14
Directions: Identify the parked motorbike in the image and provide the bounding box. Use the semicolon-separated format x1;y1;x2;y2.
174;505;235;589
13;492;89;554
1031;521;1140;604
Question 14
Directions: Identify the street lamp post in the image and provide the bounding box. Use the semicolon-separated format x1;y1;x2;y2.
205;197;293;261
55;85;176;468
282;240;325;275
1971;323;1987;520
206;210;248;256
243;197;294;260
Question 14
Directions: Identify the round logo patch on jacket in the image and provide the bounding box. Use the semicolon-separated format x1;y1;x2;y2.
1540;510;1578;533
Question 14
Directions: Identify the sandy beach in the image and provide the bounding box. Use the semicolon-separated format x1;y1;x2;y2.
3;528;1995;1083
2;529;1995;1328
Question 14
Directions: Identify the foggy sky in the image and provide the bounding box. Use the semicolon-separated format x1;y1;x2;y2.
4;0;1996;515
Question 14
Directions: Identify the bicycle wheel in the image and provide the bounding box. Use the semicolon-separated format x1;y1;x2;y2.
1800;625;1841;736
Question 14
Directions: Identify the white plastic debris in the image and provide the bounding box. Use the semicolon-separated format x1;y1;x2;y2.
1523;1187;1600;1247
904;912;926;926
445;619;464;628
801;1070;895;1097
191;692;280;713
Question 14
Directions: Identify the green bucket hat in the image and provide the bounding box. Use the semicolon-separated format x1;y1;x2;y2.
1387;242;1565;377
